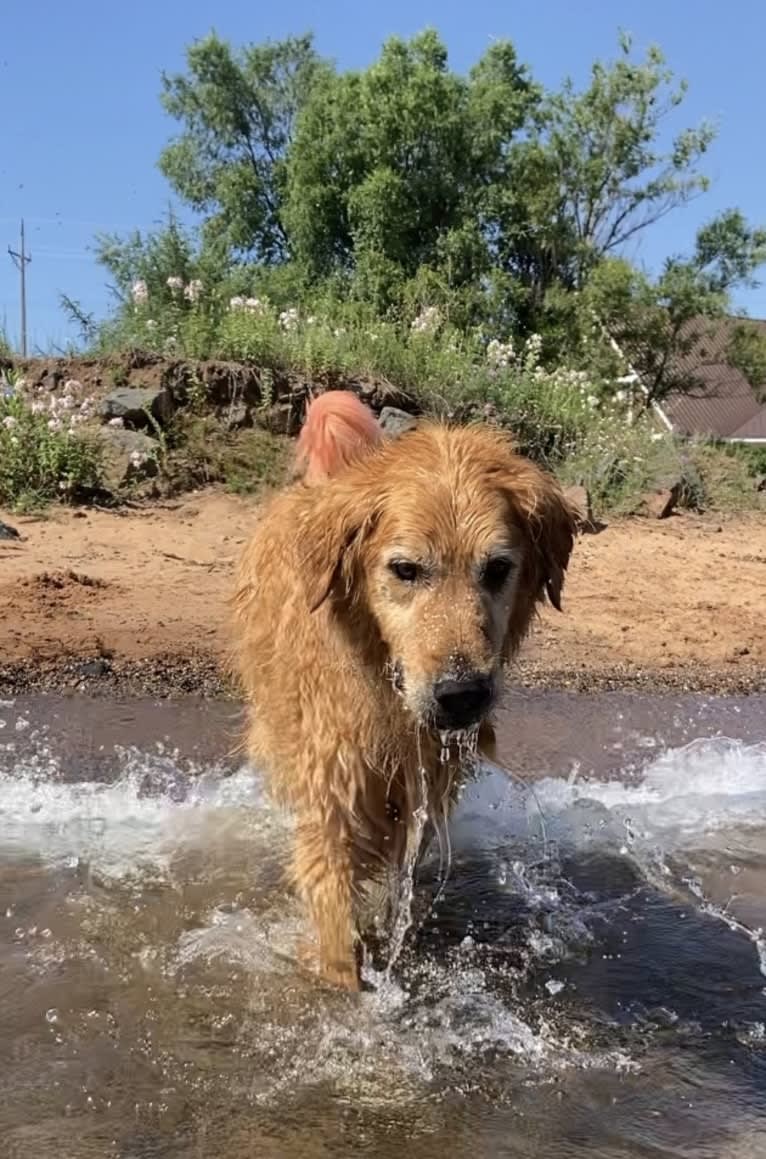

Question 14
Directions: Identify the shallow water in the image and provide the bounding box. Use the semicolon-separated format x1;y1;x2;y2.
0;690;765;1157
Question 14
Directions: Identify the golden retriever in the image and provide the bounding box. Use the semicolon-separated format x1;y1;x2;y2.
232;392;576;989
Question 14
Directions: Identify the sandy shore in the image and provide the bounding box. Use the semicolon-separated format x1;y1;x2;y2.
1;492;764;697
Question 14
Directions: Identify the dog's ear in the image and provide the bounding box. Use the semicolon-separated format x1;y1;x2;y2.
494;455;578;653
299;484;379;613
521;472;577;612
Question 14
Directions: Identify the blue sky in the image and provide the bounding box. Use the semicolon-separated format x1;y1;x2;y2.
2;0;765;351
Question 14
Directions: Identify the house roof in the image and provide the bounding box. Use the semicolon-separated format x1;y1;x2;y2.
730;408;766;440
658;317;766;441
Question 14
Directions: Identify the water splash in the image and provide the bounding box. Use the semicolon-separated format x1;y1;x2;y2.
386;762;429;974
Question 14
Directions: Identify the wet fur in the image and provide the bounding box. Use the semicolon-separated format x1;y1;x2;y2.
232;414;576;989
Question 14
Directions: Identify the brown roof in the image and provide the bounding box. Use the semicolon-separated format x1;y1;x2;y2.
730;409;766;440
659;317;766;441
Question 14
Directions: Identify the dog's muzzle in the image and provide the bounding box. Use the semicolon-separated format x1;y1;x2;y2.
431;674;493;731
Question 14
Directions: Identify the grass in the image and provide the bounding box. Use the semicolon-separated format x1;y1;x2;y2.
2;294;764;515
1;373;103;509
162;412;291;494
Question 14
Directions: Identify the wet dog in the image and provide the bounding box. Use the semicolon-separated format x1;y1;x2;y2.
232;392;576;988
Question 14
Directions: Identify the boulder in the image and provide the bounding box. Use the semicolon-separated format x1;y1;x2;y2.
99;386;174;429
224;401;251;430
641;483;681;520
96;428;159;491
563;484;605;534
379;406;418;438
0;519;20;540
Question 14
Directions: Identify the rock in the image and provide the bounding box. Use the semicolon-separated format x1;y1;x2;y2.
96;429;159;491
0;519;20;540
224;402;251;430
379;406;418;438
77;658;111;679
641;483;681;520
563;484;605;534
98;386;174;429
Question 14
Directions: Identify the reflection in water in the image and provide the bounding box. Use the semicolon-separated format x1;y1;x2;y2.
0;693;765;1157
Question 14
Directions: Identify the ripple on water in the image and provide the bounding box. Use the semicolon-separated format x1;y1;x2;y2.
0;697;765;1155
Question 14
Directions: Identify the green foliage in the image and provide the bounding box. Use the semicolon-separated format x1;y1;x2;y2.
0;383;102;508
584;209;766;404
51;26;766;517
728;323;766;397
541;32;715;286
126;29;734;337
159;33;325;260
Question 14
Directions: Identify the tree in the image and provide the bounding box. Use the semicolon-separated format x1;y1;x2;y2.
727;324;766;400
159;32;326;261
540;32;715;286
587;210;766;405
284;30;539;307
94;214;228;307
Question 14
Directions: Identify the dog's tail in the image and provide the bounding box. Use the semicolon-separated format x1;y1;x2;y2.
294;390;382;484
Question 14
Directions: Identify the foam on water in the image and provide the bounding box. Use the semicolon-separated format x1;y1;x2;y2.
451;738;766;856
6;730;764;873
0;747;275;878
2;723;766;1104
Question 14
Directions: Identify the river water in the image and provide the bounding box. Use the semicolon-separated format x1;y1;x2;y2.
0;690;765;1157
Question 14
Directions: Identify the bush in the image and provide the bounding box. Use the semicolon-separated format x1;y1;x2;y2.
0;374;103;508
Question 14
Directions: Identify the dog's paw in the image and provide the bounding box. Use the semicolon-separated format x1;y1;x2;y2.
320;959;361;992
297;938;361;991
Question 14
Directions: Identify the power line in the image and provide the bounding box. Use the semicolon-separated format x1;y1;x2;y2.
7;219;31;357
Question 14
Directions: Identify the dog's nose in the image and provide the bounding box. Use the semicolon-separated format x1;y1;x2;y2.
432;675;493;730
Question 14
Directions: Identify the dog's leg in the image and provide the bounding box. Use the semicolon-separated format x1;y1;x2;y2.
293;815;360;991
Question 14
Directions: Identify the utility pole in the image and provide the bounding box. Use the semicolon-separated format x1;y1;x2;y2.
8;219;31;356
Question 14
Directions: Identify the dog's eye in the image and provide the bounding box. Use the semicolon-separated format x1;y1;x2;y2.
389;559;421;583
482;556;515;592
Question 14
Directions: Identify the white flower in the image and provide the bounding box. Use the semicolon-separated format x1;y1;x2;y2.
47;418;62;433
411;306;442;335
30;400;45;415
131;279;148;306
229;295;245;312
184;279;203;302
145;319;158;331
333;327;347;338
650;432;664;442
279;307;299;331
129;449;153;469
306;315;316;325
2;415;17;430
108;417;124;428
166;275;184;293
486;338;515;369
244;297;267;316
523;332;543;370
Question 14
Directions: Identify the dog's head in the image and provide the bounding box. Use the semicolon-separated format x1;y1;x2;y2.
299;423;576;734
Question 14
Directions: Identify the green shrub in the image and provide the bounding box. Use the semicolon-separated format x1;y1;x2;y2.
0;386;103;508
